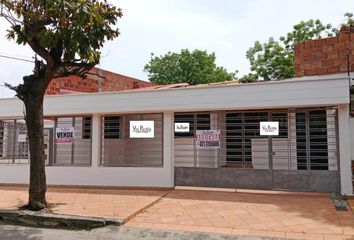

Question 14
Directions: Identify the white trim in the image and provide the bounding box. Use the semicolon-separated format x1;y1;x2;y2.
91;114;101;168
0;75;350;118
338;104;353;195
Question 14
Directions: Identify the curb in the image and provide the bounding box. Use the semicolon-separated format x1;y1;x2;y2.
175;186;330;197
0;209;123;230
330;193;348;211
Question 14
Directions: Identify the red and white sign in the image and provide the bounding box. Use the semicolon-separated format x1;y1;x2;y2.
55;127;75;144
196;130;221;149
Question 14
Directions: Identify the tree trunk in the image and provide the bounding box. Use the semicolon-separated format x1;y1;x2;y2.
24;94;47;210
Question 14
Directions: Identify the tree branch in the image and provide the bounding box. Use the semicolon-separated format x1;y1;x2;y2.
53;61;98;79
3;82;18;91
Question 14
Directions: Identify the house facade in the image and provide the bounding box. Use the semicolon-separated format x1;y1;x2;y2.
0;27;352;195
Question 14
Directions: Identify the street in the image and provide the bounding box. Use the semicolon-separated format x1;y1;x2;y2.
0;224;274;240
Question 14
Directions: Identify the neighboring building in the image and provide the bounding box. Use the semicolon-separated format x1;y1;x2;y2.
0;27;352;195
45;67;153;95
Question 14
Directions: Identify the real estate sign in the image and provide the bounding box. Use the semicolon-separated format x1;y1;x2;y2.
130;121;154;138
260;122;279;136
196;130;221;149
17;134;27;143
55;127;75;144
174;122;190;132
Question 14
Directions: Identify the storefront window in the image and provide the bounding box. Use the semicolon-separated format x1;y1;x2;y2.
101;113;163;167
174;113;210;137
104;116;120;139
82;116;92;139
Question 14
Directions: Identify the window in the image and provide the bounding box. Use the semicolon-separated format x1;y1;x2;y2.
296;109;329;170
174;113;210;137
82;117;92;139
196;113;211;130
226;112;268;165
101;113;163;167
271;112;288;137
104;116;120;139
225;111;287;166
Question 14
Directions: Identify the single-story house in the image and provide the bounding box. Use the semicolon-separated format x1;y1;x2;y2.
0;26;353;195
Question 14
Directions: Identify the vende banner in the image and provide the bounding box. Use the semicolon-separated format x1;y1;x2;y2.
130;121;154;138
196;130;221;149
260;122;279;136
55;127;75;144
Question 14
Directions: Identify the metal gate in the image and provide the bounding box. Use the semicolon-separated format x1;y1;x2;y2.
174;108;340;192
0;119;29;164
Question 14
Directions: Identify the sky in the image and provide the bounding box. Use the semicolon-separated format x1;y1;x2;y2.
0;0;352;97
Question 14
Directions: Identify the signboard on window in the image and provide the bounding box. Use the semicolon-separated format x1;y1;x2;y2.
55;127;75;144
174;123;190;133
17;134;27;143
130;121;154;138
260;122;279;136
196;130;221;149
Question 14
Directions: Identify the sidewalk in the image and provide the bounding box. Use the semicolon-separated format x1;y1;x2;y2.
0;186;354;239
0;186;169;222
125;188;354;240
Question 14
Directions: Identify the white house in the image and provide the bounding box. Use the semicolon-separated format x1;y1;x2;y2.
0;26;353;195
0;73;352;195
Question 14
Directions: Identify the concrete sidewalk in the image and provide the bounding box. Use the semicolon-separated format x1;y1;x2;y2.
1;186;354;239
126;188;354;240
0;186;169;222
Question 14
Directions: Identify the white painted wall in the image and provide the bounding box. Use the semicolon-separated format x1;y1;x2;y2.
350;117;354;161
338;105;353;195
0;74;350;118
0;165;173;187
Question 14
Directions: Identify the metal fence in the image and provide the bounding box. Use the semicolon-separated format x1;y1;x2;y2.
52;116;92;166
0;116;92;166
174;108;338;171
0;119;29;164
100;113;163;167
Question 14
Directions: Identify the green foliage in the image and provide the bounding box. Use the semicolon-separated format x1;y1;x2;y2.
245;38;294;81
239;73;258;83
144;49;235;85
342;12;354;27
1;0;122;64
242;13;353;82
280;19;335;50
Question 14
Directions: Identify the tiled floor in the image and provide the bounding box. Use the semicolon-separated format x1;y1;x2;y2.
1;186;354;239
125;189;354;240
0;186;168;221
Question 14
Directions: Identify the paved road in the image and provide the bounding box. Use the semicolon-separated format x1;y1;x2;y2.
0;224;277;240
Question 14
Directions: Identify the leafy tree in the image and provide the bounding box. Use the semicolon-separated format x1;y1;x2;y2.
0;0;121;210
144;49;235;85
242;13;353;82
244;38;294;81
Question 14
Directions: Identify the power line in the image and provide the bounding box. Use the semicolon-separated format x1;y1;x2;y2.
0;54;34;63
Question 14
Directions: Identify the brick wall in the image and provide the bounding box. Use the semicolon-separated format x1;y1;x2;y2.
294;26;354;77
46;68;153;95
